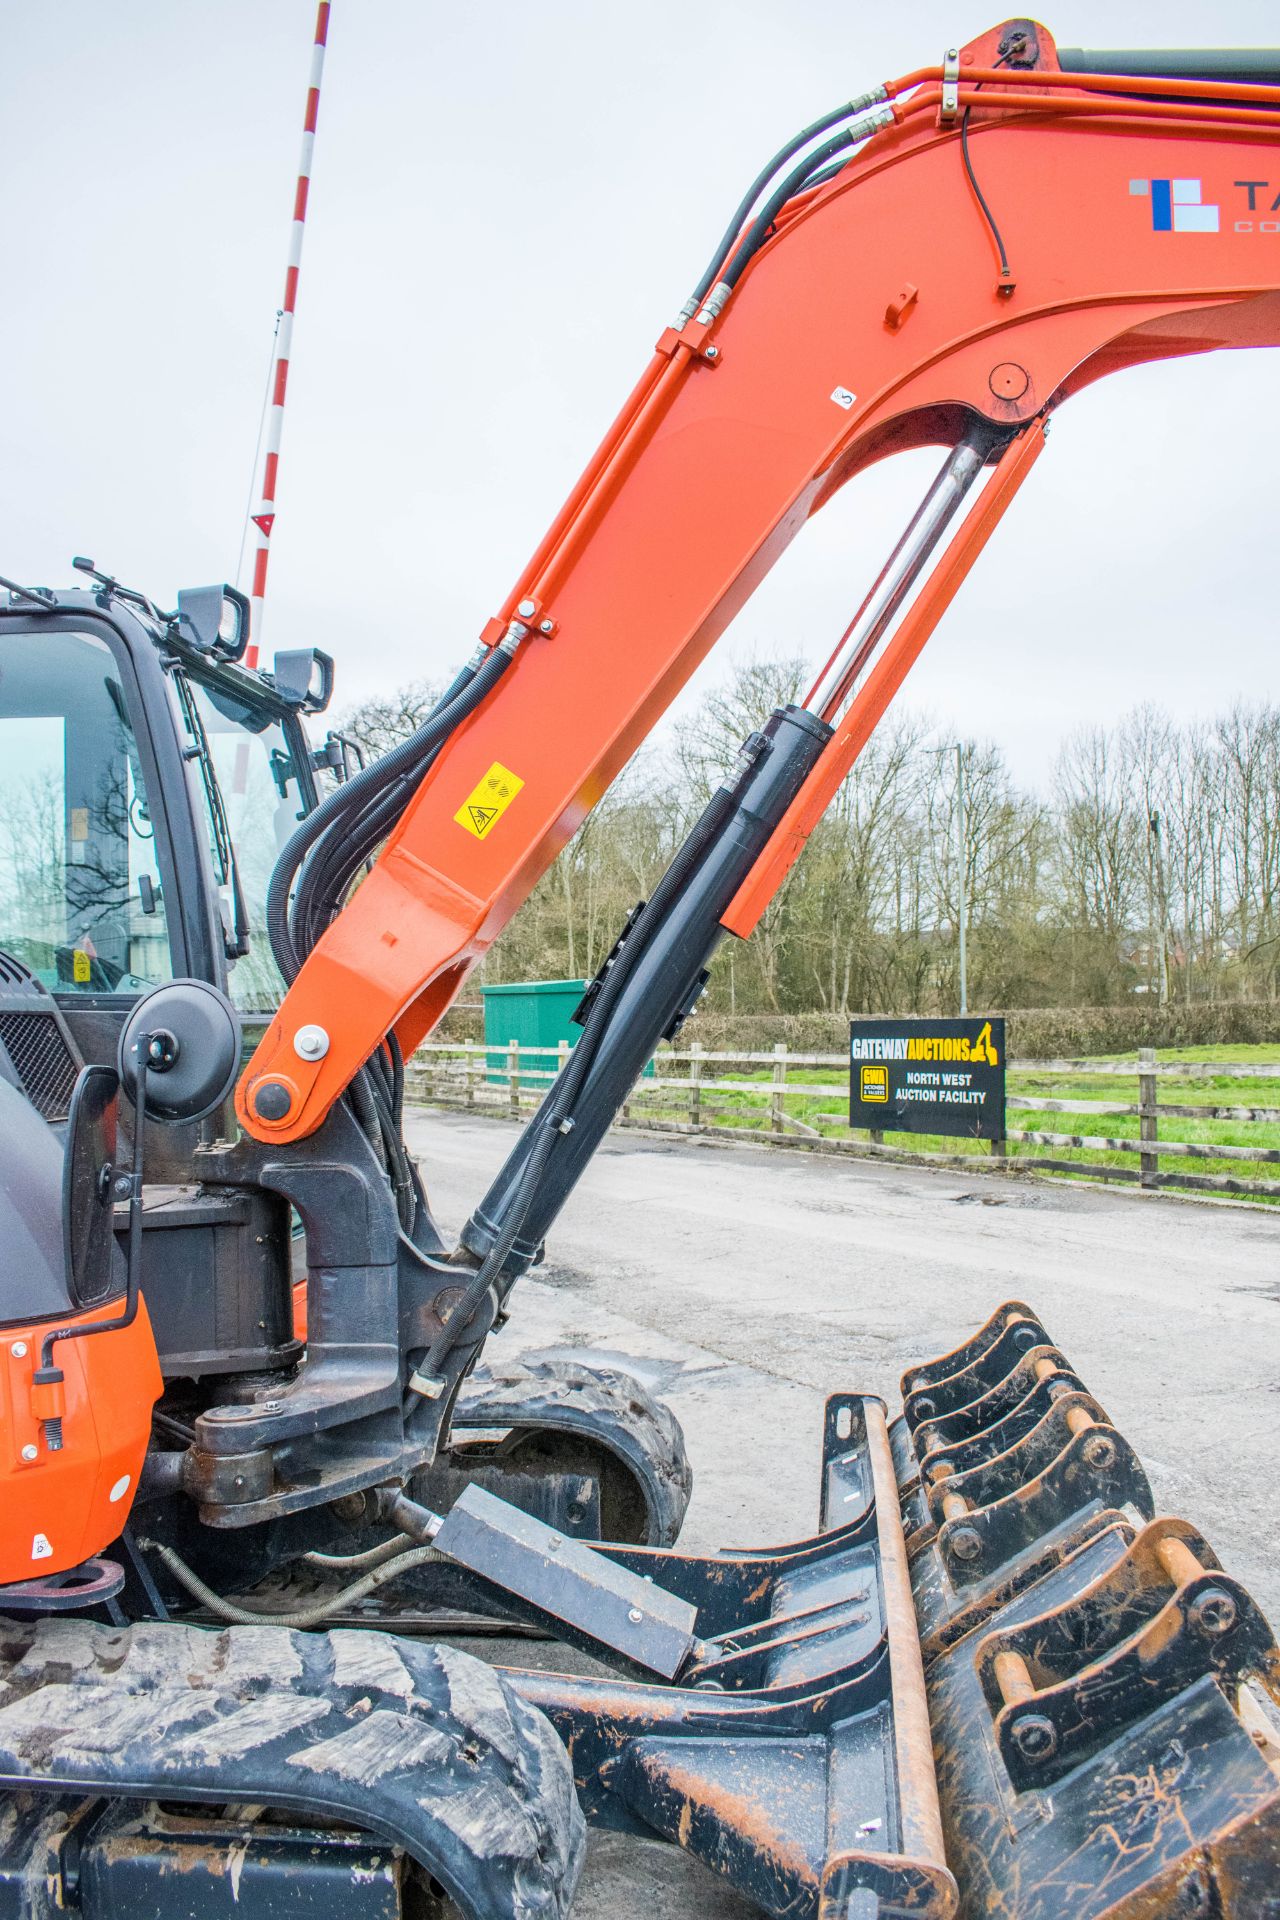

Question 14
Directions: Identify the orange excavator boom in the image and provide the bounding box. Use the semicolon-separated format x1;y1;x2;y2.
240;17;1280;1145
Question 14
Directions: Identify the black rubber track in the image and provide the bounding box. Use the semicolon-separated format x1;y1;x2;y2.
445;1354;693;1547
0;1614;585;1919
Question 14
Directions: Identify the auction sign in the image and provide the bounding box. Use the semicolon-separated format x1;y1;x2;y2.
849;1017;1006;1141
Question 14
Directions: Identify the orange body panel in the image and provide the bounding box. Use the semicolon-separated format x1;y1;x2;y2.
0;1300;162;1583
239;29;1280;1142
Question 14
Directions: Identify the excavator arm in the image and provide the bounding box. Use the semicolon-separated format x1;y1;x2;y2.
240;17;1280;1150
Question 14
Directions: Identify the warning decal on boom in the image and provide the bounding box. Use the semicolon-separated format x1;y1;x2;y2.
454;762;525;840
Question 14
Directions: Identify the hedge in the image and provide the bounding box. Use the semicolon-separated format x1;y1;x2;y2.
431;999;1280;1058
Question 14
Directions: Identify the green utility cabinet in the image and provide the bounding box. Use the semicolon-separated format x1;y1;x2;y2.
481;978;654;1086
481;979;587;1086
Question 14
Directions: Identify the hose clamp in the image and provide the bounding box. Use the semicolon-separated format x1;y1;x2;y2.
941;47;960;122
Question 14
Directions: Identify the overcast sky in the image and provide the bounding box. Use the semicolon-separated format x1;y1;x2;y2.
3;1;1278;790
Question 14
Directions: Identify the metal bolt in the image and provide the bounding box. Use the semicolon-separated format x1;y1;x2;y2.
1081;1432;1116;1470
261;1399;282;1413
546;1533;561;1551
949;1525;984;1564
913;1395;936;1419
516;598;537;619
628;1608;643;1624
293;1024;330;1061
1009;1712;1058;1765
539;618;555;634
20;1444;37;1462
704;345;719;359
10;1342;27;1359
1011;1325;1037;1350
1189;1586;1238;1638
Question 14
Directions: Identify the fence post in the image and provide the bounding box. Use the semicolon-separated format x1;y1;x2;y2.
508;1039;520;1119
464;1038;476;1108
690;1041;703;1131
771;1043;787;1135
1138;1046;1158;1190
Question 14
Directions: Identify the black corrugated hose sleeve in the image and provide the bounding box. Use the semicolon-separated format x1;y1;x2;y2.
266;648;510;981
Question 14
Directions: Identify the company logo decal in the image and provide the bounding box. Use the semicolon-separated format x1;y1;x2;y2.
1130;177;1219;233
850;1019;999;1067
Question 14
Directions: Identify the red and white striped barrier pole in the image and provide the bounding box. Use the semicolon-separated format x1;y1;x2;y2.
245;1;330;669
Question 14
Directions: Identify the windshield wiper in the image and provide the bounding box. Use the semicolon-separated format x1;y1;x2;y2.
174;675;251;960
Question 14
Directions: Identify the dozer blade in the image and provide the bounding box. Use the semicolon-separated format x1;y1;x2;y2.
477;1298;1280;1918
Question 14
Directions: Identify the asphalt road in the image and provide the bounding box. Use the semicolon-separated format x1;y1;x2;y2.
405;1106;1280;1917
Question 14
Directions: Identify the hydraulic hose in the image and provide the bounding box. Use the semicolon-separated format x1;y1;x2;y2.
686;92;887;310
721;128;861;290
149;1537;437;1629
304;1534;415;1571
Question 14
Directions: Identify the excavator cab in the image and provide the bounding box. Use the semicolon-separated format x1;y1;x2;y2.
0;575;330;1052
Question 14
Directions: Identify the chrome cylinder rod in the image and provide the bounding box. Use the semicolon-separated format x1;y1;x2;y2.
804;438;988;722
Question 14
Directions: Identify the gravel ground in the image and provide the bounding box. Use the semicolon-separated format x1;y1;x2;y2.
406;1106;1280;1917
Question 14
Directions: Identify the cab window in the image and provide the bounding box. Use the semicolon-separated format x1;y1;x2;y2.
0;630;173;992
179;675;307;1011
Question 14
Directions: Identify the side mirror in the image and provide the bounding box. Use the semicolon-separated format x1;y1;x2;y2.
176;584;251;662
272;646;335;713
62;1065;125;1308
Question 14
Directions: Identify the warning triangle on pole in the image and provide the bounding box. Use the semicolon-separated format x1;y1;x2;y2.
252;513;275;538
469;805;498;833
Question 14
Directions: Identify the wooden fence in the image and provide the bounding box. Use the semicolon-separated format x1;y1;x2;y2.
405;1041;1280;1201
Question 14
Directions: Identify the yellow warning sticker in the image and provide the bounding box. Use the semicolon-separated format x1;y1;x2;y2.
454;762;525;841
72;949;92;984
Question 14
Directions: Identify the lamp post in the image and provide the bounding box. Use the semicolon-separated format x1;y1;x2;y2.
935;742;969;1015
955;742;968;1016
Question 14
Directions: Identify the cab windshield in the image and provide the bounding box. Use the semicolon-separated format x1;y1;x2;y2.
179;673;307;1012
0;629;172;992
